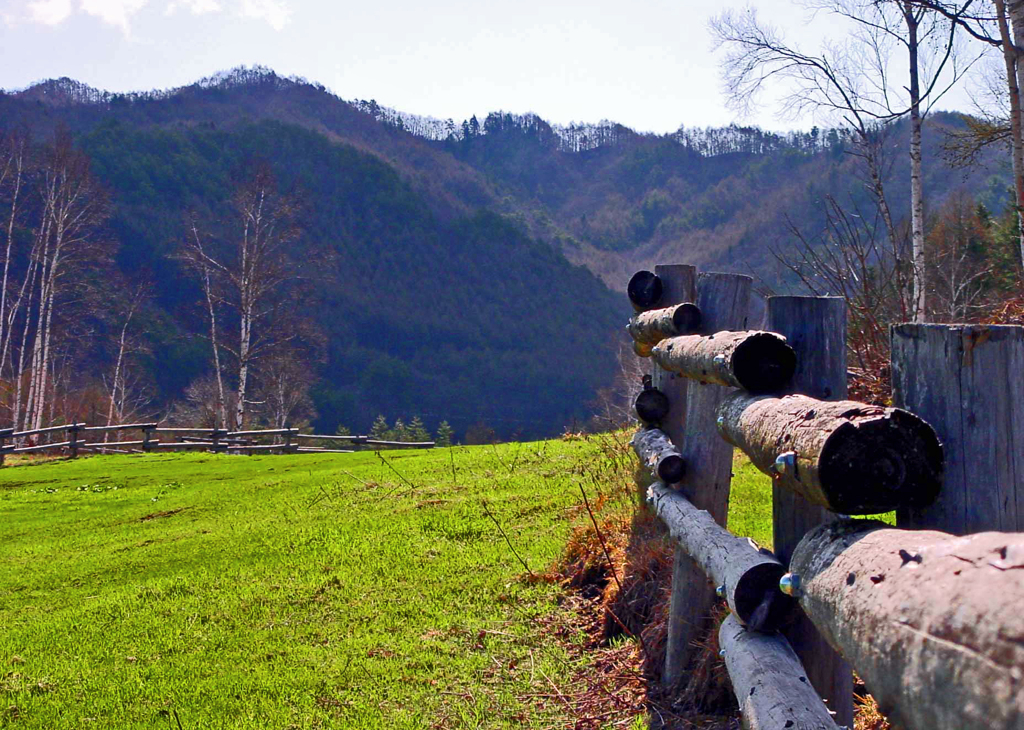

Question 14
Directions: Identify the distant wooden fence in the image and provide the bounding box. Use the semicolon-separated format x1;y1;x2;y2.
0;423;433;464
628;264;1024;730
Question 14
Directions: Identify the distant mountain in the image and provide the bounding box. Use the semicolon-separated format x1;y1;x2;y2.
0;67;1010;437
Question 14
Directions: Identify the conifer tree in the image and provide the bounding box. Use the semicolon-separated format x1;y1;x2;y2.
370;414;389;439
435;420;454;447
407;415;429;442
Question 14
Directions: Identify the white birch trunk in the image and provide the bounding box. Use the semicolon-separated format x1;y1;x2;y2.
905;4;927;323
1005;0;1024;269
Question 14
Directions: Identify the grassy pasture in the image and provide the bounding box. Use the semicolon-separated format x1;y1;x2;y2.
0;437;779;729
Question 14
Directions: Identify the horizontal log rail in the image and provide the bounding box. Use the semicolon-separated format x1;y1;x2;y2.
79;423;158;433
77;440;147;449
297;446;355;454
12;423;86;438
719;614;839;729
227;443;300;452
647;482;791;631
294;433;369;441
631;428;686;483
634;384;671;427
226;428;299;438
627;269;663;312
12;440;72;453
789;521;1024;730
147;442;214;450
651;330;796;394
716;392;943;514
627;303;702;356
363;439;434;448
150;427;225;434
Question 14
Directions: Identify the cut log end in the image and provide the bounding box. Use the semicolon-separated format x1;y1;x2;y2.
671;302;702;334
634;389;670;426
733;332;797;394
820;408;943;513
627;270;662;311
657;454;686;483
734;561;792;631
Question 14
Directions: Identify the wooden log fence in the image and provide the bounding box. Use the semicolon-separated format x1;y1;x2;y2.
0;422;435;463
626;262;1024;730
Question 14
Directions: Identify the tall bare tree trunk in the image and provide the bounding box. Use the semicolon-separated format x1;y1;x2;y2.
1003;0;1024;270
1;135;24;371
904;2;927;322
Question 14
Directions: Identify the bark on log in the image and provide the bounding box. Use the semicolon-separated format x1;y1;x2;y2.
717;392;943;514
634;387;671;426
718;614;839;730
631;428;686;483
790;521;1024;730
627;303;702;356
627;269;663;312
648;482;792;631
652;331;796;394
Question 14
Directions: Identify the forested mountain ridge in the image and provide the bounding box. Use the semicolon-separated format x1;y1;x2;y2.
0;67;1010;439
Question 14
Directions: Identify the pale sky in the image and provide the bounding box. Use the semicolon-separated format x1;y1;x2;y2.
0;0;989;133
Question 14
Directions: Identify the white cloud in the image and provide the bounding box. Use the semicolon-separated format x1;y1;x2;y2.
80;0;149;32
239;0;289;30
166;0;220;15
26;0;73;24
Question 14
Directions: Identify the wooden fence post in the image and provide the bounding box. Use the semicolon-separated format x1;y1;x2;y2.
0;428;10;466
767;295;853;727
891;324;1024;533
142;426;152;452
663;271;751;688
650;265;697;449
68;424;80;459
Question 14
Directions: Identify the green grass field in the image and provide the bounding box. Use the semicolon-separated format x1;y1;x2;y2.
0;437;778;729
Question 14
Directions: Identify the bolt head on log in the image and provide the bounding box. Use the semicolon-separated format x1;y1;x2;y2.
779;572;801;597
627;270;663;312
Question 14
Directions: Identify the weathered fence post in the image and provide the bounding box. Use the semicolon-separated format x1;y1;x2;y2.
767;295;853;727
650;265;697;449
68;424;80;459
663;271;750;687
142;426;153;452
0;428;11;466
891;324;1024;533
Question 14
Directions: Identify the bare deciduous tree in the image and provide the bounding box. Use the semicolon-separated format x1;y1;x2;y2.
712;1;972;322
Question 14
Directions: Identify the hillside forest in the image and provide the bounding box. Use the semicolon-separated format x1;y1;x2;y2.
0;62;1021;440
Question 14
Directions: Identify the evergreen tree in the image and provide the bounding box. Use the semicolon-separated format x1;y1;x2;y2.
407;416;429;442
370;414;389;439
392;418;407;442
435;420;454;447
